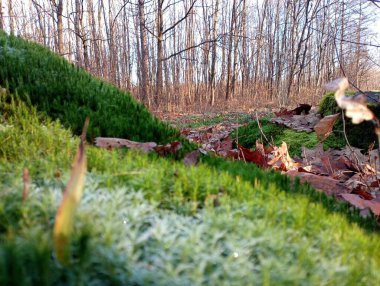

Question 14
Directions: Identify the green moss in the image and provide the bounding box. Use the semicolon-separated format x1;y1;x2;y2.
234;119;344;157
318;91;355;116
319;91;379;150
276;129;319;156
0;93;77;177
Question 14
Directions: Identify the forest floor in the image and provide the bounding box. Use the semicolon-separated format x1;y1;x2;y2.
159;107;380;224
3;97;380;285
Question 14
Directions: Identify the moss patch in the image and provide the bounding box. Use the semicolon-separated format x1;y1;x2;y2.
234;118;345;157
319;92;379;150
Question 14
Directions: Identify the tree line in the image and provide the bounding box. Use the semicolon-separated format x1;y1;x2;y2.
0;0;379;111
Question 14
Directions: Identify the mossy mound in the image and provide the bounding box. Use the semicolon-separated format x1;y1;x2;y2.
0;32;179;144
319;92;379;150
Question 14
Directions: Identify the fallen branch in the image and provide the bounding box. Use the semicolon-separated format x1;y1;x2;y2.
95;137;157;153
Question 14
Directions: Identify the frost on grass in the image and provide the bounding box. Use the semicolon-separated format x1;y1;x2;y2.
73;183;380;285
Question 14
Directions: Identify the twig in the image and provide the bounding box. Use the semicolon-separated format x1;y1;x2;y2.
342;111;376;194
238;145;247;164
22;168;29;202
255;112;271;146
341;111;363;173
371;118;380;165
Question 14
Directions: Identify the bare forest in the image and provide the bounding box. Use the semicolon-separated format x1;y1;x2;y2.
1;0;379;111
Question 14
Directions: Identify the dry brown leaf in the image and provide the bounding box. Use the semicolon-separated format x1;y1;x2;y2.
154;141;182;155
268;142;298;171
351;186;374;200
215;137;234;157
340;193;380;216
287;170;349;196
314;113;340;141
236;144;268;168
184;150;201;166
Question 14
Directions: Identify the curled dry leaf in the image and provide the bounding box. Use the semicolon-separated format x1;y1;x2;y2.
268;142;298;171
314;113;340;141
325;77;374;124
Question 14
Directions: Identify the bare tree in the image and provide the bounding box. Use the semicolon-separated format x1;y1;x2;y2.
0;0;4;30
2;0;378;111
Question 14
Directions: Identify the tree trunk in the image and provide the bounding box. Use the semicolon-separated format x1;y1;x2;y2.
209;0;219;106
74;0;83;66
8;0;14;35
0;0;4;30
155;0;164;109
138;0;149;105
225;0;236;100
57;0;64;55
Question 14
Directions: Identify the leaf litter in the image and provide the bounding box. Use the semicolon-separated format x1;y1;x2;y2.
176;104;380;220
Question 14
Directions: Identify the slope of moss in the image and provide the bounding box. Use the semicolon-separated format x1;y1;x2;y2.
0;32;180;144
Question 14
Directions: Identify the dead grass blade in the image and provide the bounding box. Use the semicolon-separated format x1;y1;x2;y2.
53;117;89;265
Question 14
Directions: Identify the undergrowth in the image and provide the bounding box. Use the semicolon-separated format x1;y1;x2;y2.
1;90;380;285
